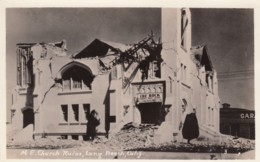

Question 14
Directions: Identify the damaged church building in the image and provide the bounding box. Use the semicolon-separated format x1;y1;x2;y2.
10;8;221;142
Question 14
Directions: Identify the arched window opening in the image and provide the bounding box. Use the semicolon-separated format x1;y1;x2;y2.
62;65;94;91
17;46;33;87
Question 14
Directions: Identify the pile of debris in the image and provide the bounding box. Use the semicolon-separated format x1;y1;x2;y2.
126;134;255;153
106;123;254;153
220;135;255;150
7;122;255;153
107;123;159;150
6;123;158;150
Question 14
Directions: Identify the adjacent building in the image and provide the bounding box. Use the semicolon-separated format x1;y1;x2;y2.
10;8;221;142
220;103;255;139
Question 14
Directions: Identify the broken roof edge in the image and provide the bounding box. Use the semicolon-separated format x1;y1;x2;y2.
190;44;206;57
16;40;67;49
97;39;130;51
190;44;214;70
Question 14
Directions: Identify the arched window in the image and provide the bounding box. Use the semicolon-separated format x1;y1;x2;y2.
62;65;94;91
17;47;33;87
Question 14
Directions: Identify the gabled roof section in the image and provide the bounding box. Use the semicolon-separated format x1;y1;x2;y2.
190;45;213;71
73;39;130;59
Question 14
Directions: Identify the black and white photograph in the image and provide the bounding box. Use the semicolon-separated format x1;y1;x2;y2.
3;3;256;160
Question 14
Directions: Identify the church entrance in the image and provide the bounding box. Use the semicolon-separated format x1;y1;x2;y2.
137;102;162;125
132;81;165;125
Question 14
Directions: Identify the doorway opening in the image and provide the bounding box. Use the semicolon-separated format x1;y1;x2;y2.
23;108;34;128
137;102;163;125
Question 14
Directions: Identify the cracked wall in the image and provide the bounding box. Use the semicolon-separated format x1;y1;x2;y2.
11;9;221;142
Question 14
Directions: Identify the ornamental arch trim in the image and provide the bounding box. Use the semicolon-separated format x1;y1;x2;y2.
57;61;95;91
59;61;94;77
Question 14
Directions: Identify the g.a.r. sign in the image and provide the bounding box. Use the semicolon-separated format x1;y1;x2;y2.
240;112;255;119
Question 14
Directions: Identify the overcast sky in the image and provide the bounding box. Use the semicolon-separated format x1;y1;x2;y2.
191;9;254;109
6;8;254;111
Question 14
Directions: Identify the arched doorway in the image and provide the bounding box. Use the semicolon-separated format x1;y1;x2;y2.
22;108;34;128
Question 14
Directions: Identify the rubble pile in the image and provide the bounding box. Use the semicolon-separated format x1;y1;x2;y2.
107;123;159;150
128;135;255;153
6;123;255;153
220;135;255;150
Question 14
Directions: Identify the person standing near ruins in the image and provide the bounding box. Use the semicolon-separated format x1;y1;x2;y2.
182;108;199;144
86;110;100;141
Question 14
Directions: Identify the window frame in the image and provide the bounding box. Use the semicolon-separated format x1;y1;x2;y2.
60;64;94;92
72;104;79;122
61;105;68;123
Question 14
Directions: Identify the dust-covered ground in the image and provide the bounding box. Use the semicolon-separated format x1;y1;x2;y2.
7;123;255;159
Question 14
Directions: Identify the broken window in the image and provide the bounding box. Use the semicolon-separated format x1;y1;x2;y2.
72;104;79;122
111;66;117;80
62;65;93;91
151;61;161;78
61;105;68;122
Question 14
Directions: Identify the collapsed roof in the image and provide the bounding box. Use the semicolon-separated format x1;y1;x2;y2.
72;35;162;69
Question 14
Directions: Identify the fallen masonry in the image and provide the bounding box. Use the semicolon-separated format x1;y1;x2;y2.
7;123;255;154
